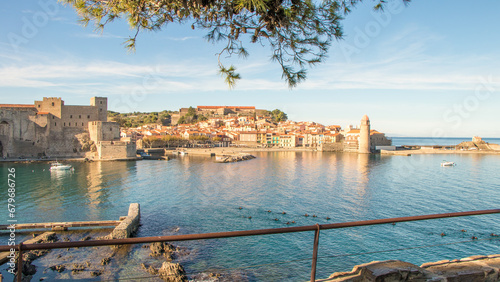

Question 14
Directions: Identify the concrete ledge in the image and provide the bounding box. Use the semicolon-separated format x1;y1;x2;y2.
111;203;140;239
0;232;56;265
319;254;500;282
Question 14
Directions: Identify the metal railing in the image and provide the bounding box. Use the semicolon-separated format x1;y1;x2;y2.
1;209;499;282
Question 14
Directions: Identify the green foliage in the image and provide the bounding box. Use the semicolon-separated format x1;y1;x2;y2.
270;109;288;122
189;135;209;141
141;136;158;148
177;107;208;125
61;0;411;88
108;110;173;127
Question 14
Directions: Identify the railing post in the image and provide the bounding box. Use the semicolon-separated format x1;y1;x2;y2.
16;243;23;282
310;224;321;282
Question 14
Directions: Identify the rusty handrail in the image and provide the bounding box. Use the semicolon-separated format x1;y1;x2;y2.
2;209;499;282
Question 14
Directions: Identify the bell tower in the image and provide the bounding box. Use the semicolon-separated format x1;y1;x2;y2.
359;115;371;154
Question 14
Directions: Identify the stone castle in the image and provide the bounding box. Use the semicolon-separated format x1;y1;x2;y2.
0;97;135;160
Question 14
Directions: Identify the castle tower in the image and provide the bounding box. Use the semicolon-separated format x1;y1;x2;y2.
90;97;108;122
359;115;371;154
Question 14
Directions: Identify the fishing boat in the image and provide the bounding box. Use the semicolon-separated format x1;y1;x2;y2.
49;162;73;170
441;161;456;167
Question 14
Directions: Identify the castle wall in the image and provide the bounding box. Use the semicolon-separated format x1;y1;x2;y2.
90;97;108;121
89;121;120;143
321;142;345;152
35;97;63;118
61;105;99;129
97;141;136;160
1;97;127;159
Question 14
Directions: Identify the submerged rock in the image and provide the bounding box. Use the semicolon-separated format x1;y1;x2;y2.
49;265;66;273
141;263;159;276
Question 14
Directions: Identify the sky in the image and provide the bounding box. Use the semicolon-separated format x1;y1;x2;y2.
0;0;499;137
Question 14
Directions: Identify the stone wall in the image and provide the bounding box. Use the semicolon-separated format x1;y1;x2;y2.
111;203;140;239
97;141;136;160
89;121;120;143
320;142;345;152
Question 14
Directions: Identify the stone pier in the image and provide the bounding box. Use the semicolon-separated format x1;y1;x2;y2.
111;203;140;239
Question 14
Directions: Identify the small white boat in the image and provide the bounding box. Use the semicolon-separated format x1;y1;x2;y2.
441;161;456;167
49;162;73;170
179;151;187;156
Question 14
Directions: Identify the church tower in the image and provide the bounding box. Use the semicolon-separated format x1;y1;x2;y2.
359;115;371;154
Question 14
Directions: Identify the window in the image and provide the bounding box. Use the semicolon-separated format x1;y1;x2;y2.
38;105;40;108
70;115;72;118
69;122;71;126
52;116;55;119
99;109;102;112
100;101;102;104
64;122;66;126
79;115;81;118
52;102;54;106
82;123;84;126
54;122;57;126
87;115;90;119
110;128;112;131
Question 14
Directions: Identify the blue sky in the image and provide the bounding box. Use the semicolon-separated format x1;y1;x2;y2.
1;0;499;137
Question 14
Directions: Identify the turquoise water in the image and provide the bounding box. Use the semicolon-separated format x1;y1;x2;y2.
1;151;500;281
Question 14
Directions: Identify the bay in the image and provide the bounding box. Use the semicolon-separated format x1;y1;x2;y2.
1;147;500;281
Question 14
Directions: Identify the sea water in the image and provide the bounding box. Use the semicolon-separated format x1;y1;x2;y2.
1;150;500;281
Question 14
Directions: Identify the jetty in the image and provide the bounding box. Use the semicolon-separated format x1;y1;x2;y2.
214;153;256;163
0;203;140;266
0;220;121;231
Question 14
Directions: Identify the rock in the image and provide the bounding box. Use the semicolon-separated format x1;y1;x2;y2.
141;263;159;275
22;261;37;276
322;255;500;281
158;262;188;282
49;265;66;273
325;260;434;282
101;257;111;265
208;272;222;278
91;270;103;277
150;242;177;260
71;263;86;274
80;235;92;241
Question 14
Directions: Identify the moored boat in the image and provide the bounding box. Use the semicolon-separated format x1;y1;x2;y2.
49;162;73;170
441;161;456;167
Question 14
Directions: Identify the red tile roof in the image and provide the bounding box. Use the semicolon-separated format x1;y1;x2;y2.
197;106;255;109
0;104;35;108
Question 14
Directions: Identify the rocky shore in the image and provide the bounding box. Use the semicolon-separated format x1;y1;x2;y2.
319;254;500;282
